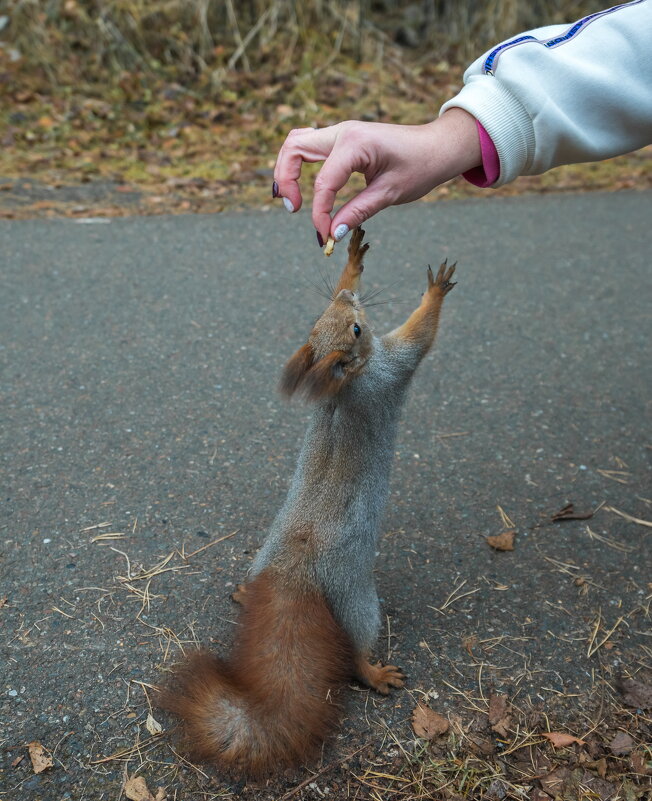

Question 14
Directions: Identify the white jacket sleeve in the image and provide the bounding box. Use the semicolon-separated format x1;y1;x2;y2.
440;0;652;186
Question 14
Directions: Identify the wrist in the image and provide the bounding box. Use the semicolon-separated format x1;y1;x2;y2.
428;108;482;180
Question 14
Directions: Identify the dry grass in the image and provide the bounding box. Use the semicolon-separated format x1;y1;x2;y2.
2;1;611;90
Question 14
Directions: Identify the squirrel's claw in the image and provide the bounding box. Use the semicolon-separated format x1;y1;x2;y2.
356;658;406;695
428;259;457;295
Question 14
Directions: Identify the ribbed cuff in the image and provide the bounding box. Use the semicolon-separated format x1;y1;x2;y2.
440;75;535;187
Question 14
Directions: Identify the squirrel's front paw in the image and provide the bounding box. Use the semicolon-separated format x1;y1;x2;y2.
356;658;405;695
427;259;457;296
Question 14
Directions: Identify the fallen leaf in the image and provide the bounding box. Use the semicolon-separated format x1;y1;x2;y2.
541;731;586;748
145;713;163;735
486;530;515;551
488;693;512;738
540;766;572;796
124;775;157;801
630;749;652;776
578;770;617;801
11;754;24;768
411;702;449;740
552;502;593;521
584;757;608;779
467;735;495;756
609;731;635;756
529;790;552;801
28;741;53;774
616;676;652;710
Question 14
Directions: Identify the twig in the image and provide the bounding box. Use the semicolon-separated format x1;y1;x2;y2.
182;529;238;560
430;579;480;614
497;505;515;529
604;506;652;528
225;0;251;71
587;615;626;658
80;522;112;532
227;6;273;71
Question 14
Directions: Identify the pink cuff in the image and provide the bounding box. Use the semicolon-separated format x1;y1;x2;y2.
462;121;500;187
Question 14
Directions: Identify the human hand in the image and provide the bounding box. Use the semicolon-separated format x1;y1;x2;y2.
273;108;481;245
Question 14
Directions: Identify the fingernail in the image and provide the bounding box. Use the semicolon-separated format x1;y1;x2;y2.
316;230;324;248
333;223;349;242
283;197;295;213
272;181;279;198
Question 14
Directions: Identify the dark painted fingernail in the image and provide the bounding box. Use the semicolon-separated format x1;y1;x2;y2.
316;230;324;248
272;181;279;198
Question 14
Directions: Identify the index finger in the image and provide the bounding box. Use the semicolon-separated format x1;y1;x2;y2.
274;126;339;213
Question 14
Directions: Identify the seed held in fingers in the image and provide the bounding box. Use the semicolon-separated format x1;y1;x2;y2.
323;237;335;257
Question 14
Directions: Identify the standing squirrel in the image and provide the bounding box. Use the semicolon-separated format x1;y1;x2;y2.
161;228;456;776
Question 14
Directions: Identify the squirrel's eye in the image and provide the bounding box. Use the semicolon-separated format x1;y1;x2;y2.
353;323;361;338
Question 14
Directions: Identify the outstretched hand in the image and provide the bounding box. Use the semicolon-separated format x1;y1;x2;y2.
273;108;481;244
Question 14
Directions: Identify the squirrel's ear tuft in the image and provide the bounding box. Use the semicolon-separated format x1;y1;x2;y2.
301;350;347;400
280;343;315;397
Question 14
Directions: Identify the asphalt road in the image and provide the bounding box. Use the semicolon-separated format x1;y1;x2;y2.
1;191;651;799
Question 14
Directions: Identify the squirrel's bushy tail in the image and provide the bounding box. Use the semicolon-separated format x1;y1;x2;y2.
160;570;354;776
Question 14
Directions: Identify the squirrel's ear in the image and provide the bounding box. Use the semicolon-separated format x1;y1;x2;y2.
280;343;315;397
302;350;347;400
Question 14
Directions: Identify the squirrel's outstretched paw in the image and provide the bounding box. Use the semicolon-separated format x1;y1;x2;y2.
347;226;369;265
231;584;248;606
427;259;457;295
356;658;405;695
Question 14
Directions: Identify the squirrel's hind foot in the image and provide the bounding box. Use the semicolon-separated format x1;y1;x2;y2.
355;656;405;695
231;583;248;606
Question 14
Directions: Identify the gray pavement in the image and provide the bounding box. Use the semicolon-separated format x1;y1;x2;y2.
1;192;651;799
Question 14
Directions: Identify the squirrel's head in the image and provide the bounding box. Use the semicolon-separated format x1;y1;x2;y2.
280;288;372;401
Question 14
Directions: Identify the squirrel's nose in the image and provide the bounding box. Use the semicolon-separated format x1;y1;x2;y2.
336;289;356;304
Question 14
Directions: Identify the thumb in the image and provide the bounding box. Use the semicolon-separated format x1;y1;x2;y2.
329;180;397;241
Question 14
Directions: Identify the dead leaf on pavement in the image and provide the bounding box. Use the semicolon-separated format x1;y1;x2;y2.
541;731;586;748
411;702;450;740
616;676;652;710
487;693;512;738
540;766;572;796
145;712;163;735
28;741;54;773
609;731;635;756
124;775;165;801
486;530;515;551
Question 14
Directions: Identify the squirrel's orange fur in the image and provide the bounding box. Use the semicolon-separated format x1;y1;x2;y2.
160;570;352;775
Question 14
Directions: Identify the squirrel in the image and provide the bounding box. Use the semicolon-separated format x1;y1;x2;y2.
161;227;456;776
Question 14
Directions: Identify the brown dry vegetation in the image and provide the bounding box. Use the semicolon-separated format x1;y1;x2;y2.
0;0;651;218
